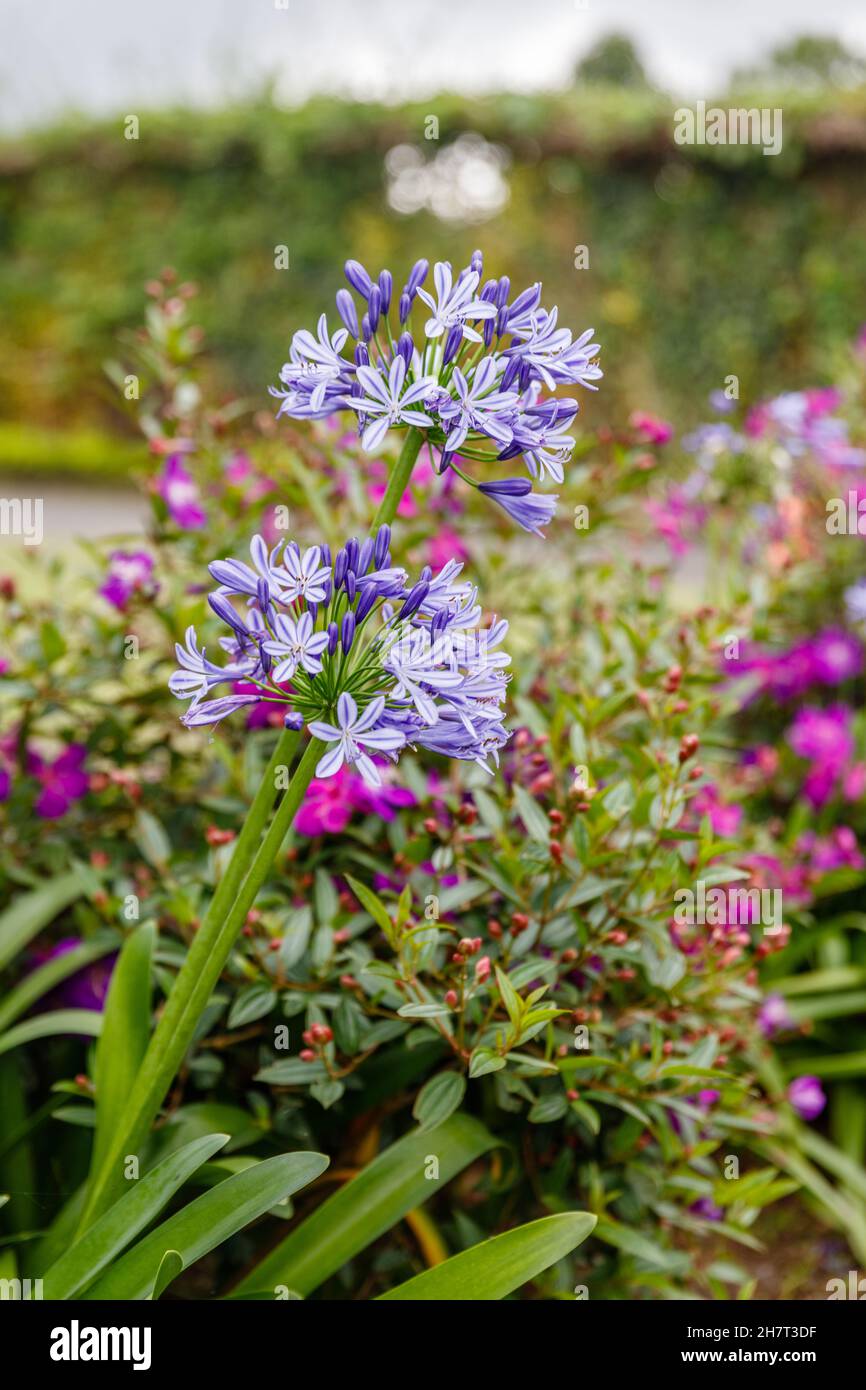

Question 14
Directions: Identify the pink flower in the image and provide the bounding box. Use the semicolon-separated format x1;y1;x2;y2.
27;744;89;819
99;550;154;610
758;993;794;1036
645;488;705;557
425;525;469;572
351;775;416;820
630;410;674;446
224;452;272;504
804;387;842;420
843;763;866;801
295;767;356;836
810;629;863;686
788;1076;826;1122
292;758;418;837
690;783;742;837
788;704;854;762
159;455;206;529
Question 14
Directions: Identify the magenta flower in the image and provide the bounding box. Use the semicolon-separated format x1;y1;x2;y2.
159;455;206;529
99;550;154;610
758;993;794;1037
690;783;742;837
689;1197;723;1221
788;1076;826;1122
352;772;416;820
810;629;863;685
630;410;674;446
734;630;863;704
800;826;865;874
32;938;116;1013
787;704;855;806
645;487;705;557
27;745;89;819
295;766;357;836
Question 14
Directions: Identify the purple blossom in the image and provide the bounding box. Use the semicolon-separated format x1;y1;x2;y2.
309;693;405;787
347;356;438;452
758;993;795;1036
169;527;513;779
271;251;601;534
788;1076;826;1121
478;480;558;536
27;745;89;819
100;550;154;609
159;455;206;530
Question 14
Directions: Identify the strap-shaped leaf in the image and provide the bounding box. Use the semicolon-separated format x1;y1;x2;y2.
379;1212;596;1300
43;1133;230;1299
231;1114;498;1298
90;923;154;1177
0;933;116;1033
0;1010;102;1057
0;870;90;972
81;1150;328;1300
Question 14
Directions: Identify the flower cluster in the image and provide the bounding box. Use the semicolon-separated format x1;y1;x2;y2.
168;526;511;785
786;703;865;807
271;251;601;535
745;387;866;471
730;628;863;702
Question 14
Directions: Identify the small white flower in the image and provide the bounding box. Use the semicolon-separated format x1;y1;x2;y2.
263;611;330;681
417;262;497;343
346;356;438;452
309;693;405;787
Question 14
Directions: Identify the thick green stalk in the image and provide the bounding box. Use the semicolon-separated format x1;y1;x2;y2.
371;428;425;529
78;733;322;1230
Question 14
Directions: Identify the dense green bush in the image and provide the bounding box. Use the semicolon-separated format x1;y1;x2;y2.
2;277;865;1299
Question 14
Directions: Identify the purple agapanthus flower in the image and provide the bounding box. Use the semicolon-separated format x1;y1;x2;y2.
168;525;512;784
478;479;558;537
159;455;206;529
271;250;601;533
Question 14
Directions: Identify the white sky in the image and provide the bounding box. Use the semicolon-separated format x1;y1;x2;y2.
2;0;866;132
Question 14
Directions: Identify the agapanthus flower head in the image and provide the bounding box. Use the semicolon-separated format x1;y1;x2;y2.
169;527;512;785
271;251;601;534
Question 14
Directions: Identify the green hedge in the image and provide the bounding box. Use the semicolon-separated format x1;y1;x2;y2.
2;85;866;472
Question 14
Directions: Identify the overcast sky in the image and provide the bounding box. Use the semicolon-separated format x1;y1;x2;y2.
2;0;866;132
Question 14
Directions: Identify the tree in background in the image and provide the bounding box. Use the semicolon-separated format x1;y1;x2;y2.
733;34;866;89
574;32;652;89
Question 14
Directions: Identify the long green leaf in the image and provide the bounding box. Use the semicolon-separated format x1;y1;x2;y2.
82;1151;328;1299
231;1114;497;1298
43;1133;229;1299
379;1213;596;1300
0;870;90;972
0;934;116;1033
0;1010;102;1057
90;924;154;1178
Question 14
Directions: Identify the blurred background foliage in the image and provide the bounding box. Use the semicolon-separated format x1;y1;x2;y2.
2;30;866;476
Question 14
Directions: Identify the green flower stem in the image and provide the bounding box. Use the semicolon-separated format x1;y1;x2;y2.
79;731;323;1230
371;427;425;529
